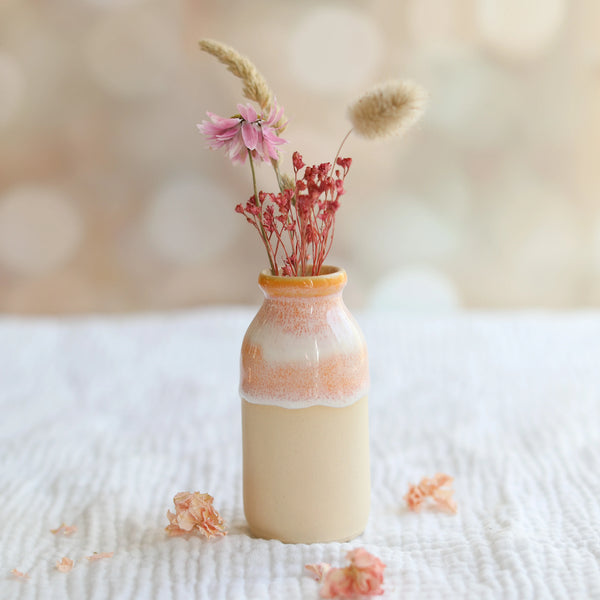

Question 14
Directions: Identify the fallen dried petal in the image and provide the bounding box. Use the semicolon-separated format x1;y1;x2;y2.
404;483;425;511
50;523;77;536
165;491;226;539
319;549;385;598
305;562;331;583
419;473;453;496
405;473;457;513
86;552;113;561
431;488;458;513
56;557;74;573
10;569;29;579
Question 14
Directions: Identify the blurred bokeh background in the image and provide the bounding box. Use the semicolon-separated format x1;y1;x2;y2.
0;0;599;313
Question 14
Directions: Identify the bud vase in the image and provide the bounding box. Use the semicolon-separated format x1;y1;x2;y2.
240;266;370;543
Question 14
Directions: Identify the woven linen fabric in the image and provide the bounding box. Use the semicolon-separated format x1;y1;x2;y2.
1;309;600;600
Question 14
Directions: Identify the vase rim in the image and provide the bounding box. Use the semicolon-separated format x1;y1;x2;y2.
258;265;347;298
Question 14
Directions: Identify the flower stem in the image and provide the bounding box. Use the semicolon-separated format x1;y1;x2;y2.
248;150;277;274
270;158;284;193
330;128;353;176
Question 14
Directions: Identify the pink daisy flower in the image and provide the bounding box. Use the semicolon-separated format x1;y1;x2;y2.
198;102;287;165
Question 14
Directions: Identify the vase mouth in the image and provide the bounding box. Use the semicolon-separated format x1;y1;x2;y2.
258;265;347;298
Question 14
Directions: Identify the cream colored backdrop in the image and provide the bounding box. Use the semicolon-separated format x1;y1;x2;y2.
0;0;599;313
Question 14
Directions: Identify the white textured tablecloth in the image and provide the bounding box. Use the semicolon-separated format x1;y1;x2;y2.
1;309;600;600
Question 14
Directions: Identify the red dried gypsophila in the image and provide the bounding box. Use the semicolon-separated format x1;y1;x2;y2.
235;151;351;276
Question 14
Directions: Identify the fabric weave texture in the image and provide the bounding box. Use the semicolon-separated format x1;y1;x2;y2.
1;310;599;599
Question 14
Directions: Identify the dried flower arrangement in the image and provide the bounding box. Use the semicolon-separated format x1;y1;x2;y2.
197;39;427;276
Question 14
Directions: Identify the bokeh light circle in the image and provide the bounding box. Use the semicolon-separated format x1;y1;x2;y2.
144;175;242;264
288;6;383;94
368;266;460;312
347;194;460;271
425;51;520;147
476;0;566;59
85;5;178;97
0;186;83;274
407;0;464;48
0;52;24;127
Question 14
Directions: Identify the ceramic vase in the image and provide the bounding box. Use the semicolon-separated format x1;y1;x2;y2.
240;266;370;543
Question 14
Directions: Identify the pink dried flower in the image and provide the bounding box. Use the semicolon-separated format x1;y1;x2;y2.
405;473;457;513
198;39;427;277
10;568;29;579
319;549;386;598
165;491;227;539
198;102;287;165
405;483;426;511
86;552;113;561
56;557;74;572
50;523;77;536
305;562;332;583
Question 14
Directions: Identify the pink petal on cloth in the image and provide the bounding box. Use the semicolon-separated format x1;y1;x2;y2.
50;523;77;536
56;557;74;572
241;122;259;150
86;552;113;561
10;569;29;579
405;473;457;513
176;510;196;531
320;568;350;598
319;549;385;598
305;562;332;583
165;491;227;539
432;488;458;513
404;483;425;511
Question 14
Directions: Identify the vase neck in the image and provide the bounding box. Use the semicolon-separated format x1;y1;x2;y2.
258;266;347;300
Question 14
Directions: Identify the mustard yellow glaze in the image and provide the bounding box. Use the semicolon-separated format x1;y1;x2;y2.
258;266;347;298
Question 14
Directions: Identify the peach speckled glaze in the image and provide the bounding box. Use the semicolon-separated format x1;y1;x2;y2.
240;266;369;409
240;266;371;543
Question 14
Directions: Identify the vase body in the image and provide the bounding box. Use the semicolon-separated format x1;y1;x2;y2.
240;266;370;543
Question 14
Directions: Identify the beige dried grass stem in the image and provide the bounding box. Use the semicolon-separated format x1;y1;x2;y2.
281;173;295;190
199;39;273;112
348;80;427;140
